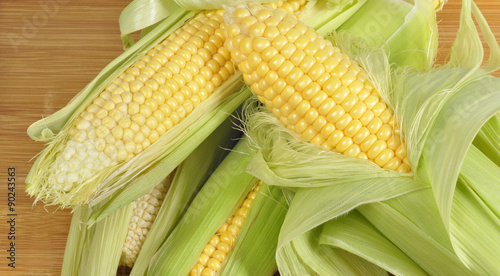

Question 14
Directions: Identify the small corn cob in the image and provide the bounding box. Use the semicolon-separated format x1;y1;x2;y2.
225;3;411;172
189;180;262;276
119;171;174;267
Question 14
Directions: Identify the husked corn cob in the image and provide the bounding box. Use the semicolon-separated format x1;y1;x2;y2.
49;9;233;193
119;172;174;267
189;181;262;276
225;3;411;172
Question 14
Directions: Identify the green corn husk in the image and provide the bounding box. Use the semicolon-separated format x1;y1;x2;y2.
337;0;437;69
61;116;241;276
473;114;500;167
320;210;428;276
119;0;182;48
279;226;388;275
26;4;252;209
240;0;500;274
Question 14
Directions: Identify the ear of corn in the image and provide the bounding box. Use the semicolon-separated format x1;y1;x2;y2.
61;115;241;275
26;6;246;209
120;176;172;268
147;136;258;275
226;3;411;172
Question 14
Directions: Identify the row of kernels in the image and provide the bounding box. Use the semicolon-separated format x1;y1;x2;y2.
121;179;170;267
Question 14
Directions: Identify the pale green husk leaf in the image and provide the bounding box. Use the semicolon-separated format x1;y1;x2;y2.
394;0;500;226
320;211;427;276
473;114;500;167
338;0;437;69
62;207;95;276
356;194;474;276
458;145;500;218
449;146;500;274
62;203;134;276
119;0;182;49
299;0;368;36
278;226;387;275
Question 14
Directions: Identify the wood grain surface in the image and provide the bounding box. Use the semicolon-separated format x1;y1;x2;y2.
0;0;498;275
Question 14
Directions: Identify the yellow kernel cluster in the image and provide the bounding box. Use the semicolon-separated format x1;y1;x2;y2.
80;9;232;161
120;173;173;268
226;3;411;172
50;10;235;192
189;181;262;276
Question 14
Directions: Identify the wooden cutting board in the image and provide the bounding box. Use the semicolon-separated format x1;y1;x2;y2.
0;0;498;274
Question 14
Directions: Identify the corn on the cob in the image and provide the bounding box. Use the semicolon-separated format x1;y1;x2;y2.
48;9;233;193
225;3;411;172
120;172;173;267
189;180;261;276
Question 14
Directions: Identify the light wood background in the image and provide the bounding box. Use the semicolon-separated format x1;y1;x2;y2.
0;0;498;275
